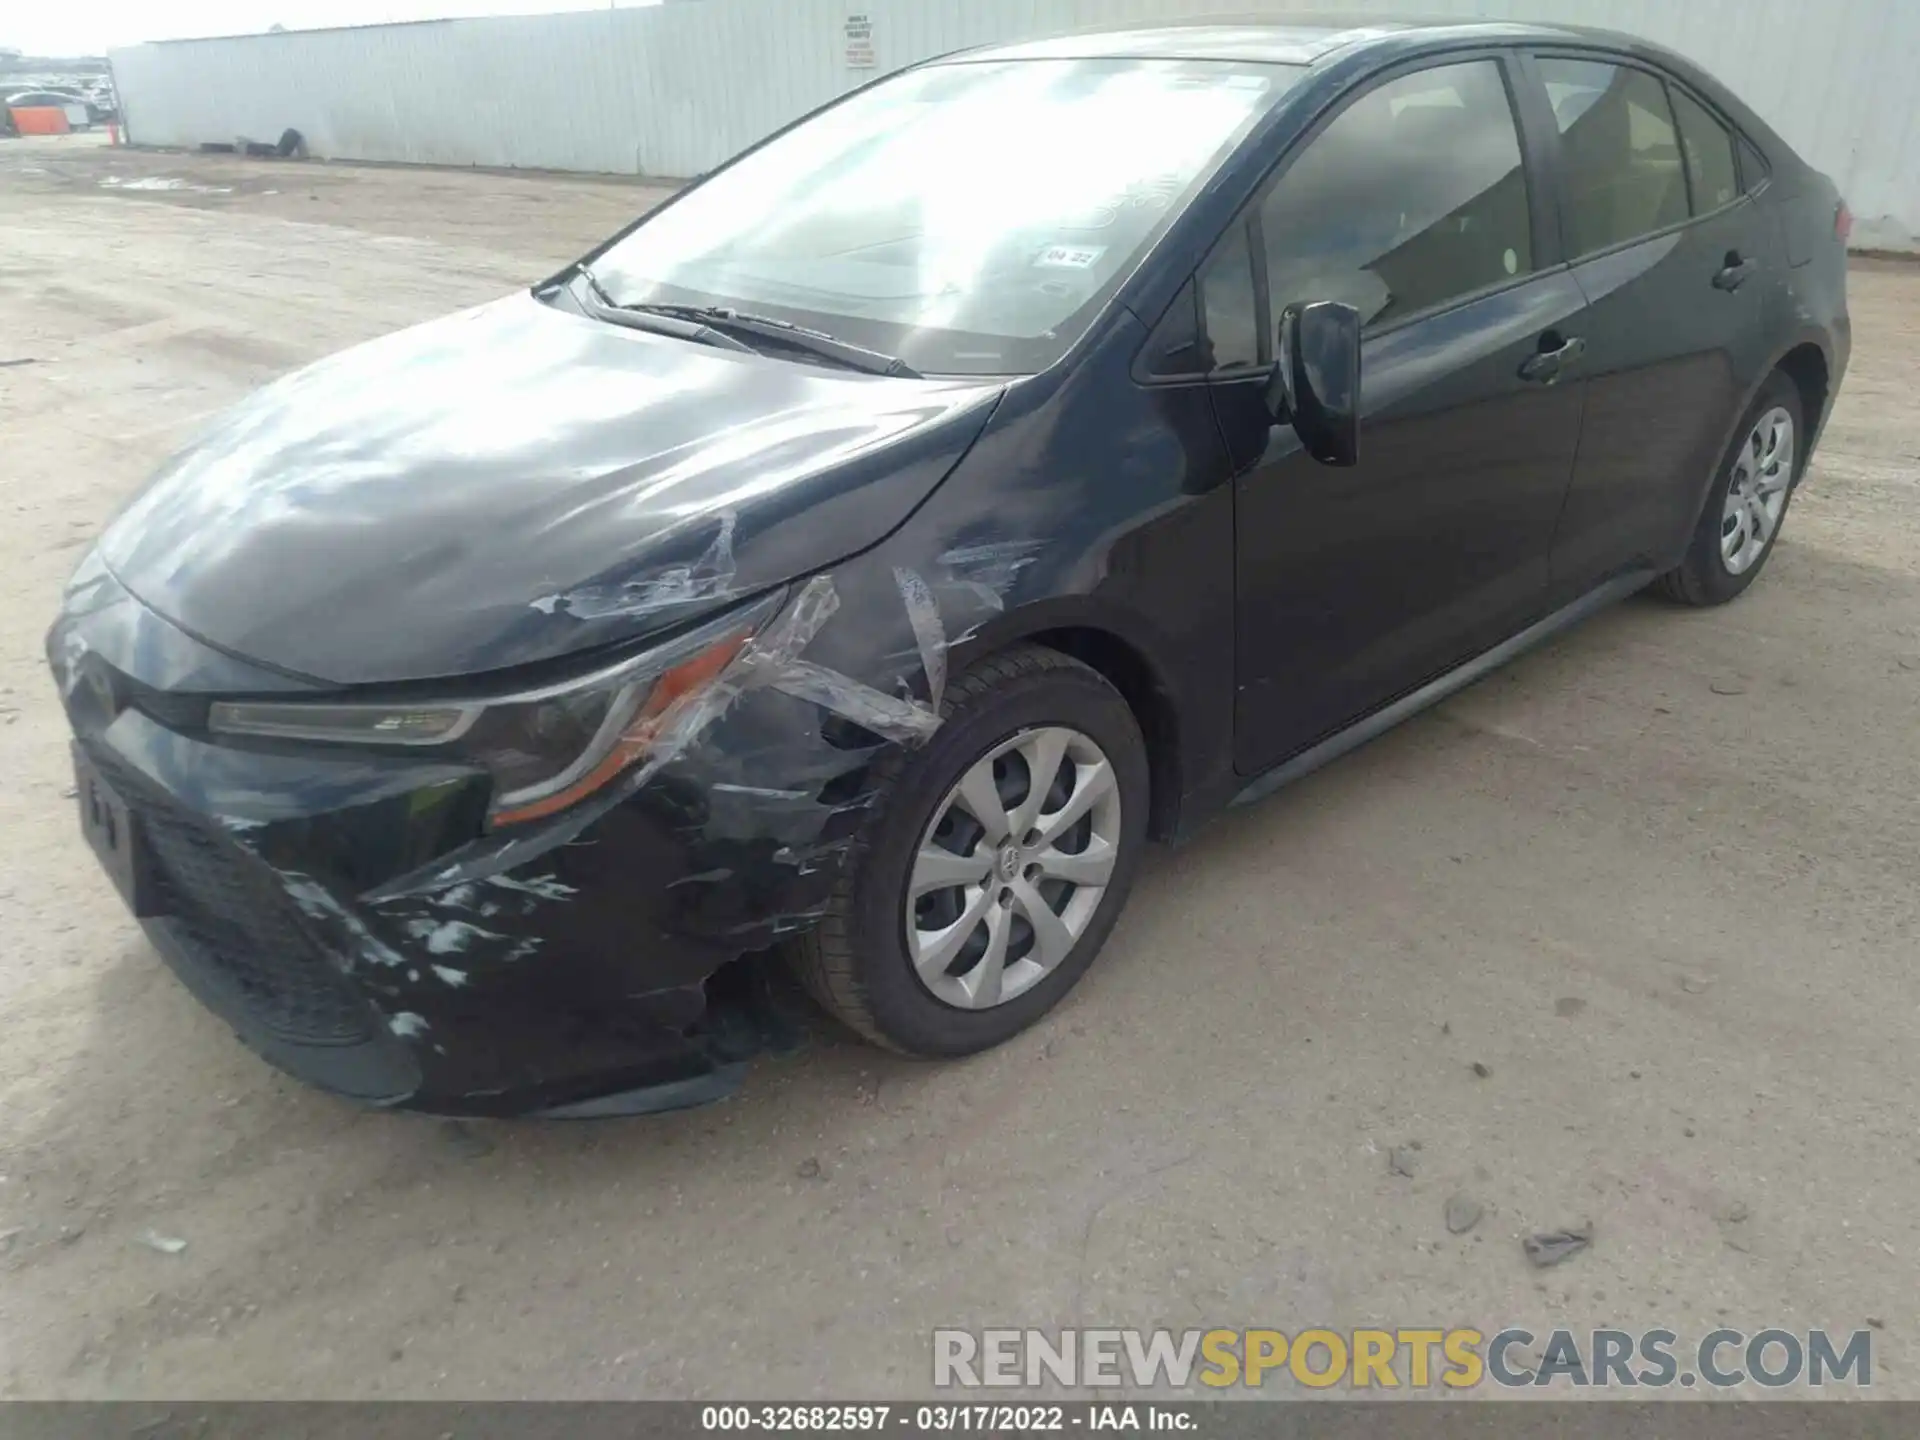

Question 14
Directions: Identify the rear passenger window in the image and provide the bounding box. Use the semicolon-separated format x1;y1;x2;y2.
1539;58;1687;256
1670;87;1740;213
1737;134;1770;194
1249;60;1533;330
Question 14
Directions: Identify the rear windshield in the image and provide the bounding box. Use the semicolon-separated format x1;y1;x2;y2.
587;58;1304;375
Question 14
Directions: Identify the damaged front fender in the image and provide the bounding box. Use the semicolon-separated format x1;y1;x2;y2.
58;546;980;1114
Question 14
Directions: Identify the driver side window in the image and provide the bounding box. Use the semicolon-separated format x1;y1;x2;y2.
1199;58;1534;367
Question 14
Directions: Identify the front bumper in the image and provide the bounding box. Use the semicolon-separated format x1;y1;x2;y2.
48;559;901;1117
73;711;822;1116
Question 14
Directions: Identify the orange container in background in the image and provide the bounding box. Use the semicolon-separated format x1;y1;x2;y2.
9;106;72;136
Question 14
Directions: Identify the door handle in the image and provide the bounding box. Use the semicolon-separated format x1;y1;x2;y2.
1713;254;1758;290
1518;334;1586;384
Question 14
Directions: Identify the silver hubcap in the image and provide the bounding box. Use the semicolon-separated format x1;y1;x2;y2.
1721;406;1794;575
906;726;1121;1010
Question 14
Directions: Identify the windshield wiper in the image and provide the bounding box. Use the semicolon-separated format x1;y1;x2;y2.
572;271;919;378
569;269;756;355
645;304;922;379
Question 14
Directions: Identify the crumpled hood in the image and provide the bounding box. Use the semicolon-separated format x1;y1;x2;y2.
101;292;1003;686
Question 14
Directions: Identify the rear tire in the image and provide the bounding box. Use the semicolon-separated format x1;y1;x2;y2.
1654;370;1804;606
787;644;1148;1056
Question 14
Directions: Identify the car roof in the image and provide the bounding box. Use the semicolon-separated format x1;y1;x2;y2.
954;14;1617;66
936;13;1802;176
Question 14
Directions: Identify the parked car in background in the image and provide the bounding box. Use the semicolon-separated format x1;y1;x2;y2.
50;17;1849;1118
80;82;119;123
5;89;94;128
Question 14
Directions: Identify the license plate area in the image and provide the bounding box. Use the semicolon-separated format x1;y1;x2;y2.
74;748;163;917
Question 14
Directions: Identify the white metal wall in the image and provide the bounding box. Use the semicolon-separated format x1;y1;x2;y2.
111;0;1920;250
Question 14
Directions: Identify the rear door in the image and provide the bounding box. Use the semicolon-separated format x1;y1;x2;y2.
1524;53;1776;596
1215;54;1589;776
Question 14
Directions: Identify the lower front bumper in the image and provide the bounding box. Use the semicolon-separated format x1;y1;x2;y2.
145;914;792;1117
75;701;841;1119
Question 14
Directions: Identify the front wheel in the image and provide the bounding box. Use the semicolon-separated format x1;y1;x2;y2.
788;645;1149;1056
1654;370;1805;606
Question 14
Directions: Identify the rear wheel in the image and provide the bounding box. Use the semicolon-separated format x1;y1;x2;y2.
1654;370;1804;606
788;645;1148;1056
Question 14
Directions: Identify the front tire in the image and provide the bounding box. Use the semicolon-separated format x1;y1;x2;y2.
788;645;1149;1056
1654;370;1804;606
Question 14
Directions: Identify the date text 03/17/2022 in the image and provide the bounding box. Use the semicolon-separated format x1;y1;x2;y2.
699;1405;1193;1432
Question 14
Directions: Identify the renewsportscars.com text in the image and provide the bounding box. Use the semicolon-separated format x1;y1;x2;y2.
933;1327;1872;1390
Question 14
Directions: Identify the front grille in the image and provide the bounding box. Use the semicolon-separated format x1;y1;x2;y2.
92;753;375;1046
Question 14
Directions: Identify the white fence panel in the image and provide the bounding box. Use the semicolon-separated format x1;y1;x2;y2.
110;0;1920;250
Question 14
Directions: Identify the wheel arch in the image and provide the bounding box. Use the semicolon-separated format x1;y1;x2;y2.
1774;340;1831;460
1677;330;1836;548
1744;328;1836;451
1028;625;1182;842
949;600;1188;842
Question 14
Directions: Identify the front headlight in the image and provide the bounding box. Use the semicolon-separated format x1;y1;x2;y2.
209;591;784;826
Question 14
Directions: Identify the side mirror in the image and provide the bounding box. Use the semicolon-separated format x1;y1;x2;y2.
1265;300;1361;467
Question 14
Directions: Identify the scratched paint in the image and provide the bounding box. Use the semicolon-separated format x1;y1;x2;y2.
530;513;737;620
405;917;505;955
282;875;414;969
484;872;578;901
937;538;1047;593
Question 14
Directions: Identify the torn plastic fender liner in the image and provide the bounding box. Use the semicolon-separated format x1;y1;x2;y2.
729;571;942;741
365;571;942;899
628;571;942;789
692;572;943;746
892;566;949;716
763;658;940;744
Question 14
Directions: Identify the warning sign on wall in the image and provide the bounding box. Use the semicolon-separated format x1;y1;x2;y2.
844;11;876;68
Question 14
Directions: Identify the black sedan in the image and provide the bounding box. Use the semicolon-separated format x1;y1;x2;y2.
50;18;1850;1117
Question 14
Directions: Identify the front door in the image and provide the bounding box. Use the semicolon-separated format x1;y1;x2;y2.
1214;56;1588;777
1527;55;1774;596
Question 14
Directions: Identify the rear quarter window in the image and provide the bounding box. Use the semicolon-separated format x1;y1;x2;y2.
1737;134;1771;193
1670;86;1741;213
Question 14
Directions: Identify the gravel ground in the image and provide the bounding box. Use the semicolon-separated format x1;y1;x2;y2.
2;136;1917;1401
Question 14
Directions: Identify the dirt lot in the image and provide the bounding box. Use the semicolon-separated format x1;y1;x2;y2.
2;135;1918;1401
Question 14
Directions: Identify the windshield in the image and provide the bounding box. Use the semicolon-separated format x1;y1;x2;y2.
588;58;1303;375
